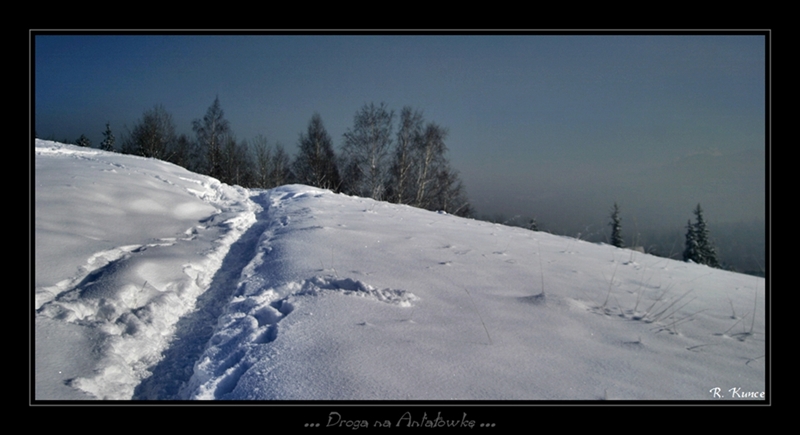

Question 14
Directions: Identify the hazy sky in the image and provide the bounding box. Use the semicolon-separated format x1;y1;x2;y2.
33;32;767;236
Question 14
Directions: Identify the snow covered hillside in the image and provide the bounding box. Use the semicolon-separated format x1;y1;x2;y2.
33;140;767;401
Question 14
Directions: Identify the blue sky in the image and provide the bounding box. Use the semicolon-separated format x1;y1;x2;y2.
33;32;766;236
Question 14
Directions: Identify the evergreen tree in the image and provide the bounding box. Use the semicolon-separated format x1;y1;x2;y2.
193;97;231;180
609;202;623;248
76;134;91;148
683;204;719;267
529;218;539;231
692;204;719;267
293;113;341;191
100;123;115;151
683;219;698;263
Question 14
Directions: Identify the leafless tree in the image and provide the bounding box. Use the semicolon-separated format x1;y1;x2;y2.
124;104;176;160
387;107;424;204
341;102;394;200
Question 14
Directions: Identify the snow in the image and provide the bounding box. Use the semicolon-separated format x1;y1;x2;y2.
33;140;766;401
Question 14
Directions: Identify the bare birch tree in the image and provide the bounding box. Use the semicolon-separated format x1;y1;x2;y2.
387;106;424;204
341;102;394;200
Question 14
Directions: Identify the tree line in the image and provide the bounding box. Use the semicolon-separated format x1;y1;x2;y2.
62;97;473;217
50;98;736;272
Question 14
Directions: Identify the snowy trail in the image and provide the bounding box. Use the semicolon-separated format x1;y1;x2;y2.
174;189;289;400
177;187;419;400
34;140;259;399
133;190;275;399
36;171;403;399
36;195;257;399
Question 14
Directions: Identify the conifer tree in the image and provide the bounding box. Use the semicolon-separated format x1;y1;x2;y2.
609;202;623;248
683;219;698;263
193;97;230;180
293;113;341;191
76;134;91;148
100;123;115;151
683;204;719;267
692;204;719;267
